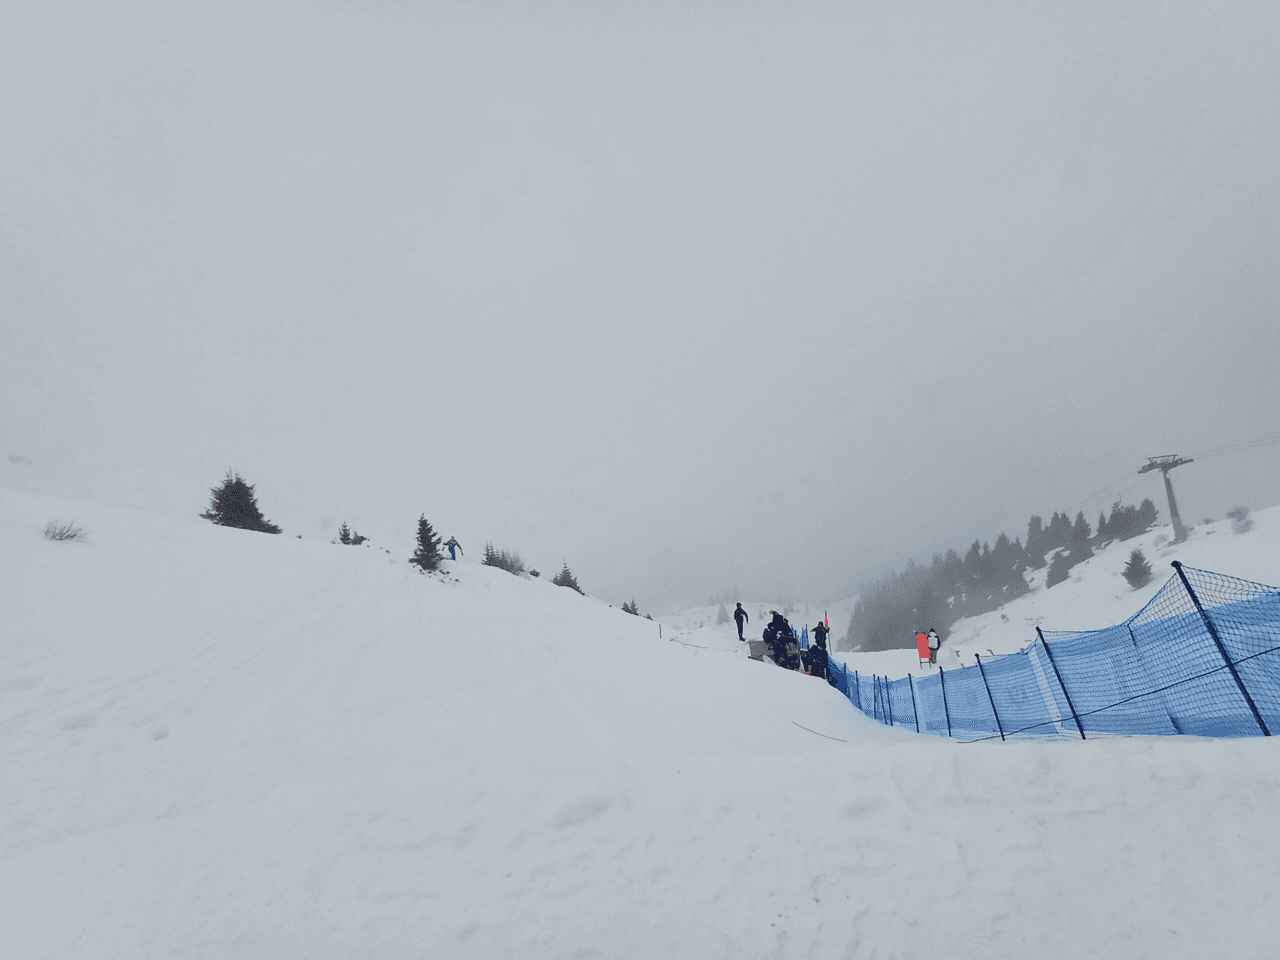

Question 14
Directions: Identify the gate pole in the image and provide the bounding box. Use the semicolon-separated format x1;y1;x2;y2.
1037;627;1085;740
938;667;952;738
1172;561;1269;736
908;674;920;733
975;654;1006;741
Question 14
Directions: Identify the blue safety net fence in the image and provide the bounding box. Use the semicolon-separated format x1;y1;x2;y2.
827;563;1280;740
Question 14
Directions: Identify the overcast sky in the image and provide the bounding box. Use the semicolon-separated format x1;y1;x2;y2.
3;0;1279;611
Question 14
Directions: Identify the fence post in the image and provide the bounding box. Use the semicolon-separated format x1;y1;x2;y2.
908;674;920;733
853;671;860;712
1037;627;1085;740
974;654;1006;741
1172;561;1270;736
886;676;894;727
938;667;952;738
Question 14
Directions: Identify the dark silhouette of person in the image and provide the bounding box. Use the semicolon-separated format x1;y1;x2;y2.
733;602;749;641
813;621;830;650
444;537;463;561
763;611;801;670
804;642;830;681
927;628;940;664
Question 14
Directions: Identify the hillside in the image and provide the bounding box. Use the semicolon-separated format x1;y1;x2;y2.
3;489;1280;958
837;505;1280;680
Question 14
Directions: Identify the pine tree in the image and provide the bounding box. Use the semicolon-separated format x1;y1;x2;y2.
622;599;640;615
338;522;352;545
1025;515;1046;569
716;603;730;624
482;543;526;574
1070;511;1094;562
409;514;443;571
552;561;583;594
200;470;281;534
1046;551;1073;589
1138;498;1159;532
1122;549;1153;589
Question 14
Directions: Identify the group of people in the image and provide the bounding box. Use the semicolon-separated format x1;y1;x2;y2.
733;602;834;683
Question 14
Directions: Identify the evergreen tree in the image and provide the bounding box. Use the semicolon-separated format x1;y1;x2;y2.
1046;551;1073;589
1097;511;1108;541
1138;498;1158;532
552;561;583;594
200;471;281;534
622;599;640;615
1025;515;1047;569
716;603;730;624
338;522;352;545
1071;511;1093;559
409;514;443;571
482;543;526;574
1122;549;1153;589
1103;499;1159;541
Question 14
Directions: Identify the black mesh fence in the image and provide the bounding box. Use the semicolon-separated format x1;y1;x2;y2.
825;564;1280;741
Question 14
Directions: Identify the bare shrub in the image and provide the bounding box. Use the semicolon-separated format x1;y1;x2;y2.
1228;506;1253;534
44;520;84;541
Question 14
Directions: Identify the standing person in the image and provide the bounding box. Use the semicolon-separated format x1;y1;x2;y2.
733;602;749;642
806;640;830;681
927;628;940;665
444;537;463;561
813;620;830;650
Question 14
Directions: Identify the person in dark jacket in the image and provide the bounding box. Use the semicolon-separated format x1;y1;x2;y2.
733;602;749;641
763;611;801;670
813;621;830;650
804;642;830;681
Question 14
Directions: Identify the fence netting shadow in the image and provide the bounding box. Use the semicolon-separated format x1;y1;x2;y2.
828;563;1280;741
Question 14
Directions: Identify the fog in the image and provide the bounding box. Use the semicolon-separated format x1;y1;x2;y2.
3;0;1279;611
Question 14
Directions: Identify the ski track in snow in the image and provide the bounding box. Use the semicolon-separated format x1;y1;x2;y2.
3;488;1280;958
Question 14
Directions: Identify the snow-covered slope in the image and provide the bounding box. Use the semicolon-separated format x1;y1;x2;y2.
838;506;1280;680
4;489;1280;959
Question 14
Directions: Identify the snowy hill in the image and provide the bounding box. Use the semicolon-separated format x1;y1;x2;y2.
838;506;1280;680
4;489;1280;959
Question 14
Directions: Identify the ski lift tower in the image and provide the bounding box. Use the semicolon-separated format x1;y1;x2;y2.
1138;455;1194;543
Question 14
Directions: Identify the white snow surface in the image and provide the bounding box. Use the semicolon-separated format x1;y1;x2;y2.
4;489;1280;958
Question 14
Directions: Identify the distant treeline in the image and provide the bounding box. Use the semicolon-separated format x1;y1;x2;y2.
843;499;1159;652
